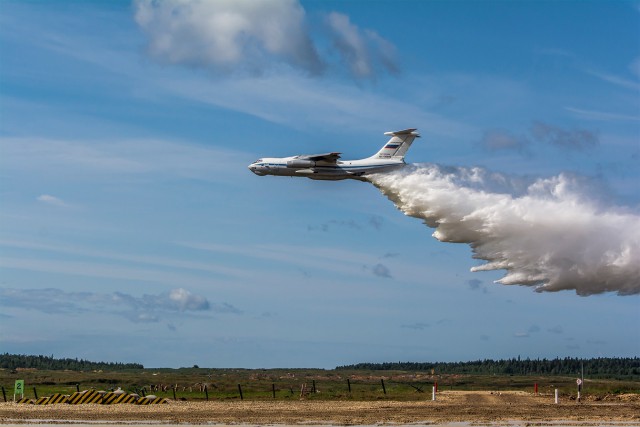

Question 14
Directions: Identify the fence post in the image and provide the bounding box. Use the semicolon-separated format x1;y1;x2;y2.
381;379;386;395
172;387;177;401
238;384;243;400
204;385;208;401
76;384;80;392
2;386;6;402
272;383;276;399
347;379;351;393
33;387;38;400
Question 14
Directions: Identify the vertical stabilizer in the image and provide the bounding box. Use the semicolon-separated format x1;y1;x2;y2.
371;129;420;159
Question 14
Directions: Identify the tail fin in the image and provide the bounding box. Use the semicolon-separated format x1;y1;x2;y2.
370;128;420;160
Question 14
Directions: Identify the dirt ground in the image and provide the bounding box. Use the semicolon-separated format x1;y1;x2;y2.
1;391;639;425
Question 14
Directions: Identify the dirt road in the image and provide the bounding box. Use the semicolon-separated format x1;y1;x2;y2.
1;391;639;425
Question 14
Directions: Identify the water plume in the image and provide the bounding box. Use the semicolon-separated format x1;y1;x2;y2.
369;164;640;296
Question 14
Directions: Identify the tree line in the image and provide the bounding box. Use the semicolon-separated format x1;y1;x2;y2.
0;353;143;371
337;357;640;378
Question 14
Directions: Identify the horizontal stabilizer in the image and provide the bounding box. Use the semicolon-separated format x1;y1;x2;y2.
384;128;419;136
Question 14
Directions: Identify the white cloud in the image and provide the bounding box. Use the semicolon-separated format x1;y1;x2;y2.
134;0;323;75
133;0;398;80
169;288;210;311
37;194;68;207
0;287;221;323
326;12;398;79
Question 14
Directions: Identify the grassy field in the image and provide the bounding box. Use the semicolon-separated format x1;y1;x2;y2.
1;367;638;401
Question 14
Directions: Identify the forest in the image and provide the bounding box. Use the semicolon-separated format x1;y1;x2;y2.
0;353;143;371
337;357;640;378
2;354;639;380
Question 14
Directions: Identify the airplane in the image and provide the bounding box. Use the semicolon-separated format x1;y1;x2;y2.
248;128;419;181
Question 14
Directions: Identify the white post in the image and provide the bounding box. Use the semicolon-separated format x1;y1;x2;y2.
432;386;436;401
554;388;559;404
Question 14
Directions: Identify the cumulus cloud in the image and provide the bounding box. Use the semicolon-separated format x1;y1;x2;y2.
370;164;640;296
134;0;323;75
326;12;398;78
133;0;397;80
0;287;236;322
168;287;209;311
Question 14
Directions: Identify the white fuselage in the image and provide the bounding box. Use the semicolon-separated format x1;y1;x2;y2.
248;156;405;180
248;128;419;181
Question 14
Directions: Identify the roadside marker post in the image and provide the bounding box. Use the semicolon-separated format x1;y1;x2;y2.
14;380;24;402
432;386;436;401
554;388;559;404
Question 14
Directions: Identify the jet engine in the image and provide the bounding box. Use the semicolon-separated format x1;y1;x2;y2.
287;159;316;168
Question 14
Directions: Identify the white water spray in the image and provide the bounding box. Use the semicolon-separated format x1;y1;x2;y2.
370;164;640;296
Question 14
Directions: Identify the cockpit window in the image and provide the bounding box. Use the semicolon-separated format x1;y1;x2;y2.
253;159;263;164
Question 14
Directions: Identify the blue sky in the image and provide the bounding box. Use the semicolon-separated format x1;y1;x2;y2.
1;0;638;368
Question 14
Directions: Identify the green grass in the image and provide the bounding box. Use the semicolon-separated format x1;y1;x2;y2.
1;368;638;401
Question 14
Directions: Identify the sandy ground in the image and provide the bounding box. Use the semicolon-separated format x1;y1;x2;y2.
1;391;639;425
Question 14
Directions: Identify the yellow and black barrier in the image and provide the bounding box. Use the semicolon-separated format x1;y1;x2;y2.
136;396;168;405
35;397;49;405
16;390;168;405
102;392;138;404
47;393;69;404
68;390;102;404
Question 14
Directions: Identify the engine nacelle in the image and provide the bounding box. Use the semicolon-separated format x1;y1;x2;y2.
287;159;316;168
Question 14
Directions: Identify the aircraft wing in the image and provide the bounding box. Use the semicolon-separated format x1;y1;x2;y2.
301;152;342;163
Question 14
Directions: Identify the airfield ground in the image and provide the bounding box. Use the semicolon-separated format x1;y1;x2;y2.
2;391;640;425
